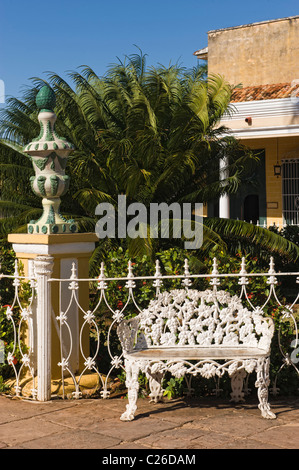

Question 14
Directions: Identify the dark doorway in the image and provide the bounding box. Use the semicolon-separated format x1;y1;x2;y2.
229;149;266;225
244;194;259;224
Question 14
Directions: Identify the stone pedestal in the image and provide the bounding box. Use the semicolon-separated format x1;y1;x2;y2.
8;232;98;380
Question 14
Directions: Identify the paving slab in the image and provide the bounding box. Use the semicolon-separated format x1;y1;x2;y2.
0;397;78;424
0;394;298;451
0;416;64;447
252;422;299;449
15;430;122;449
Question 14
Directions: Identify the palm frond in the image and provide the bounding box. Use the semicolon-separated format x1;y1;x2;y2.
204;218;299;261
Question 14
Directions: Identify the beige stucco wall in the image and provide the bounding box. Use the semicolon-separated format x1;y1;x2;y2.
208;16;299;87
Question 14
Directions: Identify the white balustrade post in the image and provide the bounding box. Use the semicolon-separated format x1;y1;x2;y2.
34;255;54;401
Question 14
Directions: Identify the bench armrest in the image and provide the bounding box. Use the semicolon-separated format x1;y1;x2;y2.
117;316;140;352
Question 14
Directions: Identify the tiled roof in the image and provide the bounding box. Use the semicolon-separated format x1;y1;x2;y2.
231;82;299;102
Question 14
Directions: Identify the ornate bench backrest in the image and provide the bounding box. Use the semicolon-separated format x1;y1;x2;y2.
120;289;274;352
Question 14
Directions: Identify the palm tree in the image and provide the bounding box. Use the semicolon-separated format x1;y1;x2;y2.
0;51;298;269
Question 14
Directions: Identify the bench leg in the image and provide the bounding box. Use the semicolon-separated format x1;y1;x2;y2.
120;359;140;421
230;368;246;403
147;369;164;403
255;357;276;420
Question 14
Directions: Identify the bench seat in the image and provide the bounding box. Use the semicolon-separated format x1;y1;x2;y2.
126;346;268;360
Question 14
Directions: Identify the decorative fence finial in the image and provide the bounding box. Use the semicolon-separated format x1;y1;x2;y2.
238;257;249;286
153;259;163;292
267;256;277;286
182;258;192;288
98;262;107;290
125;260;136;288
24;85;77;235
210;257;220;288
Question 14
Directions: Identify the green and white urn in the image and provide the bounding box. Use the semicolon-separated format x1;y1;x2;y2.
24;86;77;234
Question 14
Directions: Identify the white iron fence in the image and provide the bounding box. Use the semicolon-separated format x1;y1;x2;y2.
0;260;38;398
1;255;299;401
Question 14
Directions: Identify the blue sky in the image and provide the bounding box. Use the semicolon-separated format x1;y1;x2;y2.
1;0;298;102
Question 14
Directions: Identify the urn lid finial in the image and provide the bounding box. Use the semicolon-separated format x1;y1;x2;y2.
35;85;56;112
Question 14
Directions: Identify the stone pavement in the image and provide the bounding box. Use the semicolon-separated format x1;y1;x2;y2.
0;393;298;451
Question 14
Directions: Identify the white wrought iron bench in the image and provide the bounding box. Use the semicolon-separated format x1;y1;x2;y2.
117;288;276;421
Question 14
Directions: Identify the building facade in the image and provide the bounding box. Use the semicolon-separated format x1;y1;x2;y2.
194;16;299;227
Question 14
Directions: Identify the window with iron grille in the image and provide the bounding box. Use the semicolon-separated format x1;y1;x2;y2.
282;159;299;225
